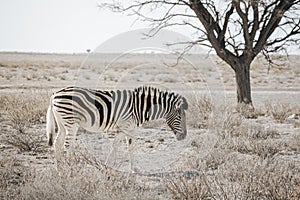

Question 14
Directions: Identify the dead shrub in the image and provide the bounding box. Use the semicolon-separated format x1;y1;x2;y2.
288;133;300;152
220;118;285;159
236;102;257;118
4;92;48;128
20;148;145;200
230;123;279;140
0;155;31;199
202;154;300;199
1;92;48;152
188;95;212;129
239;139;286;159
165;173;210;200
222;112;244;137
232;159;300;199
225;135;285;159
246;124;279;140
204;149;228;171
265;102;293;122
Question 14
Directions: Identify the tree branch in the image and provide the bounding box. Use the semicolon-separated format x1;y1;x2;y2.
254;0;298;56
233;0;252;55
218;5;234;49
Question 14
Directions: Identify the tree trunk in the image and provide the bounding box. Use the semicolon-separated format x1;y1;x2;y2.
234;63;252;105
234;63;256;117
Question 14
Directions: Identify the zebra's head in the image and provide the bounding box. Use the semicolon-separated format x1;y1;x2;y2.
166;96;188;141
133;86;188;140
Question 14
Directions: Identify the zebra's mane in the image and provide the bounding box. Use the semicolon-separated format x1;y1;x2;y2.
134;86;178;98
134;86;188;110
134;86;185;101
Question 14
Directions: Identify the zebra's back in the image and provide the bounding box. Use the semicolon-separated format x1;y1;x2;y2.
51;86;134;132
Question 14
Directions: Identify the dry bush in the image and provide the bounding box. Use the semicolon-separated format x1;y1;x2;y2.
233;138;286;159
264;102;294;122
288;133;300;152
1;92;49;152
229;121;280;140
187;95;212;129
0;155;32;199
222;112;244;137
165;173;210;200
218;112;284;159
167;169;300;199
236;102;257;118
203;149;229;171
245;124;279;140
165;155;300;199
166;103;299;199
243;170;300;199
173;153;300;200
217;156;300;199
5;129;46;152
223;128;284;159
3;92;48;128
19;148;146;200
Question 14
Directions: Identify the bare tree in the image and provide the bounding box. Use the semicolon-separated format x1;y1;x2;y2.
100;0;300;107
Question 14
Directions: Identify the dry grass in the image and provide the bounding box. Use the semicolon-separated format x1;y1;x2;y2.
263;102;299;122
1;148;147;200
165;173;210;199
0;92;49;152
0;155;32;199
222;116;285;159
187;95;213;129
165;158;300;200
182;105;300;199
0;89;299;199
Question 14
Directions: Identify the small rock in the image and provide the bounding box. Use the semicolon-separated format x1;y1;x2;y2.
287;114;298;119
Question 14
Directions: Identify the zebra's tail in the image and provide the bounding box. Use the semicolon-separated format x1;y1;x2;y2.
46;100;56;146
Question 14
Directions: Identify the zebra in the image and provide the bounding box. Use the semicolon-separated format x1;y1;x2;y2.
46;86;188;161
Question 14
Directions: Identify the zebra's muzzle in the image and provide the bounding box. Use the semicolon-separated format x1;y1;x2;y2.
176;131;187;140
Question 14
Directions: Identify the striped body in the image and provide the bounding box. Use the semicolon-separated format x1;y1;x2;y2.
46;86;188;157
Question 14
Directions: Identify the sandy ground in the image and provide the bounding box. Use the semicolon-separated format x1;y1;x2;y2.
0;52;300;198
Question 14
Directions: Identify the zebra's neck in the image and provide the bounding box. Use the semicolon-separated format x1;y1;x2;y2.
133;86;178;126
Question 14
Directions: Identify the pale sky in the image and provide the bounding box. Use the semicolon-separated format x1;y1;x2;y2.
0;0;298;54
0;0;159;53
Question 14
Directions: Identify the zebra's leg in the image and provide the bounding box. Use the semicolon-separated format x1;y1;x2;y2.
125;135;135;173
105;132;120;168
121;121;136;173
65;125;78;156
53;121;66;162
112;119;137;173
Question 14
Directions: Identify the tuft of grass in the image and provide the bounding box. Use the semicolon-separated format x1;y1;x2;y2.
233;139;286;159
165;173;210;200
221;158;300;199
222;124;284;159
164;156;300;199
19;147;146;200
1;92;49;152
222;112;244;137
0;155;31;200
236;102;257;118
265;102;294;122
187;95;212;129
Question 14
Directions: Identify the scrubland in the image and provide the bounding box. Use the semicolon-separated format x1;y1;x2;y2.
0;52;299;199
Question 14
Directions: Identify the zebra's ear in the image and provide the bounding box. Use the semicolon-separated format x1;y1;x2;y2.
175;97;188;110
182;97;188;110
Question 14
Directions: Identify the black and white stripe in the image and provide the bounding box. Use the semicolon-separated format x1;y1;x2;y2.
46;86;188;156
